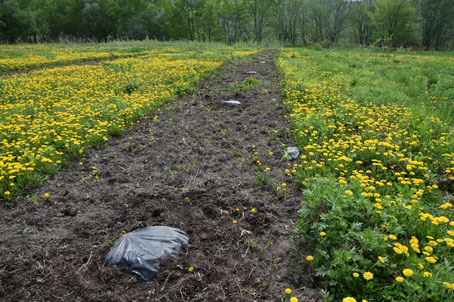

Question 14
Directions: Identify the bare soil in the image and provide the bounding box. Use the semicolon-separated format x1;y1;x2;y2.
0;50;320;301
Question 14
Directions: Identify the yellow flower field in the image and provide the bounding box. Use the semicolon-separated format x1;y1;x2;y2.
0;45;257;199
0;44;154;72
280;48;454;301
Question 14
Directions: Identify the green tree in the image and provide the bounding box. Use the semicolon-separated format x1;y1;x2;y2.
164;0;191;39
199;0;217;41
217;0;250;44
369;0;418;45
0;0;39;42
326;0;353;44
420;0;454;49
274;0;300;45
0;5;5;37
350;0;374;45
249;0;274;42
307;0;328;42
79;0;115;39
42;0;84;39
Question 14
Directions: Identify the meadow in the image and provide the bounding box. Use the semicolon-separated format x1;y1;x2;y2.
0;43;150;72
0;43;256;199
279;48;454;301
1;42;453;301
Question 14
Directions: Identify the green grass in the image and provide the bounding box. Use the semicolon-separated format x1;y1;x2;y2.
280;47;454;302
0;40;260;72
280;48;454;125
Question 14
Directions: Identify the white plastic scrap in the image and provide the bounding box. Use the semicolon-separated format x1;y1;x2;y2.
282;147;300;160
223;100;242;105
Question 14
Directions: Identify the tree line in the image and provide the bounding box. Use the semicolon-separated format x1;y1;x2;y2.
0;0;453;49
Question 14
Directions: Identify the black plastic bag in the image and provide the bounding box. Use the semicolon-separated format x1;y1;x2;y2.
105;226;189;281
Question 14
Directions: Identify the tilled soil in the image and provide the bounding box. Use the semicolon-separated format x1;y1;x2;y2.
0;50;320;301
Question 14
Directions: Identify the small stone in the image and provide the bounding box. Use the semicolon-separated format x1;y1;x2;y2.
246;71;257;75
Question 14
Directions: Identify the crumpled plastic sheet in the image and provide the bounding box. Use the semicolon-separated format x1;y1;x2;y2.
282;147;300;160
105;226;189;281
224;100;241;105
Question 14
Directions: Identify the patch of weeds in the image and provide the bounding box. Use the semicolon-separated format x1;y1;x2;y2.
228;77;263;92
124;143;145;154
121;81;140;94
228;81;241;91
241;77;262;90
232;150;243;158
148;130;154;144
165;169;177;181
172;82;195;96
427;77;438;89
107;124;123;136
255;171;271;187
245;239;260;250
22;220;32;234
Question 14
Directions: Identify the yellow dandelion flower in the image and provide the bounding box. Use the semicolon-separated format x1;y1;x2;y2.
425;257;437;264
403;269;414;277
363;272;373;281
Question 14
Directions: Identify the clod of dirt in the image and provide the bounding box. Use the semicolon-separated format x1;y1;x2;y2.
105;226;189;281
223;100;241;105
282;147;300;160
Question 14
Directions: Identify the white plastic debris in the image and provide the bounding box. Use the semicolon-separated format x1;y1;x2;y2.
282;147;300;160
223;100;242;105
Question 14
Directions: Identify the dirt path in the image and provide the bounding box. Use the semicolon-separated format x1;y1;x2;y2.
0;50;319;301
